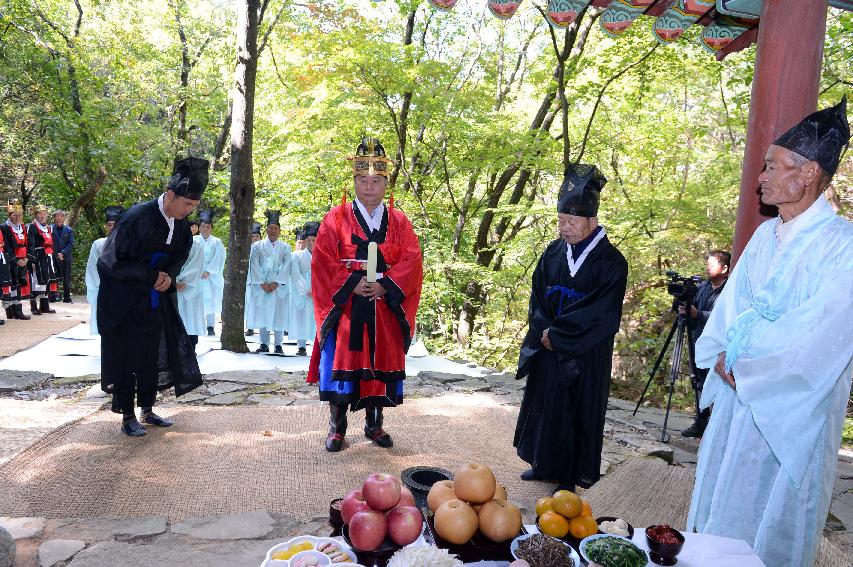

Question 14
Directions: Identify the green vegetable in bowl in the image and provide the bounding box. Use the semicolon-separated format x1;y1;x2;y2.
584;536;647;567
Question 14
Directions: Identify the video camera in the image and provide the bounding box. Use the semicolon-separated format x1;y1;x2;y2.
666;270;703;304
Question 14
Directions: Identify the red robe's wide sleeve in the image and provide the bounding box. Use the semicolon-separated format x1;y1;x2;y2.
307;206;361;383
378;208;422;344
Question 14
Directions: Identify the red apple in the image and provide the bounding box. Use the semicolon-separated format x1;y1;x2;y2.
349;510;387;551
362;473;401;511
386;506;423;546
398;486;417;508
341;490;372;525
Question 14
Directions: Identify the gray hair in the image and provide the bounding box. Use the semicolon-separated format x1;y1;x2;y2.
53;209;66;216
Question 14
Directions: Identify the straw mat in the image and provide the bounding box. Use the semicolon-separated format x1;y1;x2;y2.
0;317;80;357
0;394;556;522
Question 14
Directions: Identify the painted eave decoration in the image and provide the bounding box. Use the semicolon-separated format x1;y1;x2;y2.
427;0;851;59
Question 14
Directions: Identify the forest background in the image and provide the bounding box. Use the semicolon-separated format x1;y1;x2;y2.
1;0;850;432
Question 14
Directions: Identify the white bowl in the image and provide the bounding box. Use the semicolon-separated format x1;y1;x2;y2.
579;533;648;566
261;536;357;567
510;533;581;565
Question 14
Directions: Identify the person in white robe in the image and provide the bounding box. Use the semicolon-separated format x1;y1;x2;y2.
245;210;292;354
85;206;124;335
687;98;852;567
195;210;225;336
176;230;206;344
244;221;263;337
289;221;319;356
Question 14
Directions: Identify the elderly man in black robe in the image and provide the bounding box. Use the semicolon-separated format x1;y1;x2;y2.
514;164;628;492
97;157;208;437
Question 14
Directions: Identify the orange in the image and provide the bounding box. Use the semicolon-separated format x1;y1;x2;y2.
551;489;582;518
538;510;570;538
569;514;599;539
581;500;593;517
534;497;553;517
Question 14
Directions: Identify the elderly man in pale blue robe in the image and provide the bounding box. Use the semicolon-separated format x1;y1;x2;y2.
688;98;852;567
245;210;292;354
195;210;225;336
85;206;124;335
289;221;318;356
176;236;206;344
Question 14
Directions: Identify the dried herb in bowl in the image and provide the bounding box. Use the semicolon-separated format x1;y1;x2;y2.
516;534;575;567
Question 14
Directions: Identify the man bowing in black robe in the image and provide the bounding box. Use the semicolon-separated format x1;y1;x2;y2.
97;157;208;436
514;163;628;492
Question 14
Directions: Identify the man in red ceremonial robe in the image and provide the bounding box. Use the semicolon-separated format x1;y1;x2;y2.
308;137;423;452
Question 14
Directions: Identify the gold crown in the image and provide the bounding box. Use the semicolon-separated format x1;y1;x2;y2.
6;200;23;214
31;203;48;215
348;137;393;178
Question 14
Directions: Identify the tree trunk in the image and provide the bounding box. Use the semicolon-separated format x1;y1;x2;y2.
220;0;260;353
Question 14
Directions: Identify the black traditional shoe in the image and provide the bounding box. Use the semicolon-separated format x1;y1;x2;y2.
325;432;345;452
40;298;56;314
4;306;14;320
245;329;254;336
520;469;539;481
121;418;147;437
30;300;42;316
520;469;557;482
142;412;174;427
207;326;215;336
274;345;284;354
681;419;707;438
364;407;393;448
14;304;31;320
325;403;348;452
256;344;269;353
296;347;307;356
63;298;73;304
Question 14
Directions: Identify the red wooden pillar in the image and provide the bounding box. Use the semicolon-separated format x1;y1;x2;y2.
731;0;827;262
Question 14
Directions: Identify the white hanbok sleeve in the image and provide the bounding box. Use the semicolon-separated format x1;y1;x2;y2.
177;241;205;299
290;251;308;295
247;242;264;285
85;239;103;303
275;243;292;285
206;238;226;276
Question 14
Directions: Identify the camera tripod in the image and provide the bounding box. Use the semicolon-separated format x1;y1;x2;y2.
633;309;698;443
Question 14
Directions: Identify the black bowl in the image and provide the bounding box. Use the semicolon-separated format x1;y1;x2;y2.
645;525;685;566
401;466;453;510
342;524;403;567
329;498;344;536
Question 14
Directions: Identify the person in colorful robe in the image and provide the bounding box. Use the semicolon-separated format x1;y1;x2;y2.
307;137;423;452
176;229;206;346
97;157;207;437
245;210;292;354
85;206;125;335
26;204;59;316
2;200;31;321
0;217;12;325
196;209;225;336
513;164;628;492
687;98;852;567
290;221;319;356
